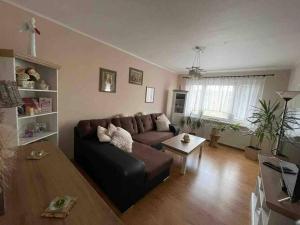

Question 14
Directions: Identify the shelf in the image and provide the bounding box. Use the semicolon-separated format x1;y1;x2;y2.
19;131;57;145
251;192;260;225
18;88;57;93
18;112;57;119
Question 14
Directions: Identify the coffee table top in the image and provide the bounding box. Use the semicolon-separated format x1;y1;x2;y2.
162;133;206;155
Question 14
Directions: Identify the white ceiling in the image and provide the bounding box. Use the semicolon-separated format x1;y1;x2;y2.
6;0;300;73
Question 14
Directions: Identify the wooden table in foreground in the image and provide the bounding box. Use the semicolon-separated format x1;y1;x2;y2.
162;133;206;175
0;141;123;225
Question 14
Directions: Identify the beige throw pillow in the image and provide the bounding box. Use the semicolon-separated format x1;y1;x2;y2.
97;126;111;142
111;127;133;153
156;114;171;131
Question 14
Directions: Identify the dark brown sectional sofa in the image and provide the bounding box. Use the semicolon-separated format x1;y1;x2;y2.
74;113;179;212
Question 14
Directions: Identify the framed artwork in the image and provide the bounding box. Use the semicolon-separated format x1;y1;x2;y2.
129;67;143;85
145;86;155;103
99;68;117;93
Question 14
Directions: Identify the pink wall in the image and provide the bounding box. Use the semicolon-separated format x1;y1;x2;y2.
0;2;177;157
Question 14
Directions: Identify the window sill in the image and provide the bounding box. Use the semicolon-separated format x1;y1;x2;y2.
199;116;249;130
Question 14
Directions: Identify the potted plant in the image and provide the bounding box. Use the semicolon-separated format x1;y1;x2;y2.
180;114;203;135
246;100;280;160
209;121;240;147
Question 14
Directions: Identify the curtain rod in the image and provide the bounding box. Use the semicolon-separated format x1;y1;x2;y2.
201;74;274;79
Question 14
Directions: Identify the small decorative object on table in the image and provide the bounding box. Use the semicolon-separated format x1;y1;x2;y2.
27;150;48;160
181;134;190;143
41;195;77;218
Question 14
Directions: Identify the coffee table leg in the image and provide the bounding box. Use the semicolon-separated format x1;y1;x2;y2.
199;145;203;159
181;156;187;175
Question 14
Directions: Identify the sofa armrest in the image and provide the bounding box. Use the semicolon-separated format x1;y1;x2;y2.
169;124;180;135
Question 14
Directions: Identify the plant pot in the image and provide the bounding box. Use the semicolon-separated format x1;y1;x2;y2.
211;128;220;136
245;146;261;161
209;134;221;148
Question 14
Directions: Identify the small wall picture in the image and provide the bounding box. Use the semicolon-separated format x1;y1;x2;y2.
145;86;155;103
129;67;143;85
99;68;117;93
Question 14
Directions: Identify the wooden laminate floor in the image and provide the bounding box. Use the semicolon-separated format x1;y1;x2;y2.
79;142;259;225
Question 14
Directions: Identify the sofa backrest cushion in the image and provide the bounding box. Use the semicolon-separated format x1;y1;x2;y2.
111;116;138;135
77;118;111;138
150;113;163;129
135;115;155;133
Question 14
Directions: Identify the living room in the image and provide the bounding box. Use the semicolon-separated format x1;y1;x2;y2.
0;1;300;225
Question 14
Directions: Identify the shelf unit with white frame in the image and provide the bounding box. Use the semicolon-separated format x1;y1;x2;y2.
170;90;188;125
0;49;60;146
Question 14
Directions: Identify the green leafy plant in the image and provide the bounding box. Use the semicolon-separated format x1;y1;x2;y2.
180;114;203;134
248;99;300;150
248;100;280;149
211;122;240;134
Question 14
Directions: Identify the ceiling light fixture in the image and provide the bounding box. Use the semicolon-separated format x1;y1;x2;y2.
186;46;206;78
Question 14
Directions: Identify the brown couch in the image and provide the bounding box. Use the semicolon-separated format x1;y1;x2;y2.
74;113;179;212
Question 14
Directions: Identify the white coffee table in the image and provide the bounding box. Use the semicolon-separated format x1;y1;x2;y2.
162;133;206;175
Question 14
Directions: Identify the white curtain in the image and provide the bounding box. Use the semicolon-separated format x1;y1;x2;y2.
185;76;266;125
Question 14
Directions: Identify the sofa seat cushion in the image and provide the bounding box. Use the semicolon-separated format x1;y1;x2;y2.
132;142;173;180
132;131;174;146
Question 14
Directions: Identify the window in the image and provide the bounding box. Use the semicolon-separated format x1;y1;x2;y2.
185;76;265;125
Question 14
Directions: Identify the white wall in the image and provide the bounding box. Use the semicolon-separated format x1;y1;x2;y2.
178;69;291;151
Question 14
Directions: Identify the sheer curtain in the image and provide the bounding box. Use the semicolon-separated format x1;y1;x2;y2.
185;76;266;125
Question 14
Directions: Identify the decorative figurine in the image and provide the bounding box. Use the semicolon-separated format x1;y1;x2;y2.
26;68;40;81
37;80;49;90
183;134;190;143
20;17;41;57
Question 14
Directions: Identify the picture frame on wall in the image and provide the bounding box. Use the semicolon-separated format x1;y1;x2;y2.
99;68;117;93
145;86;155;103
129;67;143;85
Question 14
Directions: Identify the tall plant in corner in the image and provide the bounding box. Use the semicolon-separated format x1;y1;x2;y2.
248;99;280;151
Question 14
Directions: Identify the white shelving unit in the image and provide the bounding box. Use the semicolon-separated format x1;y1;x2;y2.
170;90;188;125
0;49;60;146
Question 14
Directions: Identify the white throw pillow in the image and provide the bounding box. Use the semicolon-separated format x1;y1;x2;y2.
156;114;171;131
97;126;111;142
107;123;117;137
111;127;133;153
